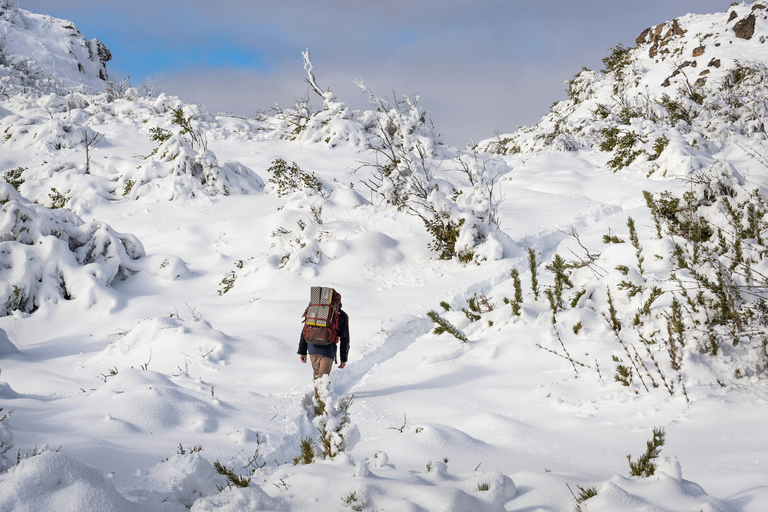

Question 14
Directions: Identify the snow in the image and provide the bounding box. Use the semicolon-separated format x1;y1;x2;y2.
1;1;768;511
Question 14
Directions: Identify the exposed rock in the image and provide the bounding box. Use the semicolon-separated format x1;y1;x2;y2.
643;19;687;59
708;58;722;68
753;3;767;11
636;27;652;45
691;61;698;68
695;77;708;87
699;69;711;76
729;11;739;22
693;46;706;57
86;38;111;80
733;13;756;39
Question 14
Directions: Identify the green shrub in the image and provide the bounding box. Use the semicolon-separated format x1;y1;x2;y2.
122;179;134;197
603;131;643;171
148;127;172;143
627;427;665;477
267;158;323;197
213;460;251;488
3;167;25;191
427;310;468;343
601;44;631;75
425;213;472;262
293;436;316;465
659;94;692;125
48;188;66;209
652;135;669;158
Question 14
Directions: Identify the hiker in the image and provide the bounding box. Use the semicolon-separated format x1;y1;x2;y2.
298;299;349;379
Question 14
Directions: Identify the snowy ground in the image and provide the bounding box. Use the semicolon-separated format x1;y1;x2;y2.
2;1;768;511
1;134;766;511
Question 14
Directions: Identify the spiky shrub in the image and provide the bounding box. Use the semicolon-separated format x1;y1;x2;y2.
528;248;540;300
342;491;364;511
427;310;468;343
218;271;236;296
577;485;598;503
213;460;251;488
293;436;316;465
627;427;665;477
626;216;645;274
266;158;322;198
544;254;573;322
122;179;135;197
149;126;172;143
508;268;524;316
612;355;633;387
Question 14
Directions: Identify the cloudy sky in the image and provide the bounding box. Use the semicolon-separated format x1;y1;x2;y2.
21;0;729;145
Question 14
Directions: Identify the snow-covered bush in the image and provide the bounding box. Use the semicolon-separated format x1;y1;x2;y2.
124;135;263;200
0;407;12;472
312;376;359;460
0;194;144;315
264;158;322;198
355;83;505;262
523;161;768;397
263;50;369;148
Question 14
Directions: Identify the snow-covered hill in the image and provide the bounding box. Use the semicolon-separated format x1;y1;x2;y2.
1;1;768;511
0;0;110;90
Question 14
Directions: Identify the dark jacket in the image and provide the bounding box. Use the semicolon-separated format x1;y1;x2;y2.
298;309;349;363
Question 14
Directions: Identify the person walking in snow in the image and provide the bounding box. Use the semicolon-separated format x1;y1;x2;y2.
297;303;349;379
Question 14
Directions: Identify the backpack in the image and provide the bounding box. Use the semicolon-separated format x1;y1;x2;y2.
302;286;341;346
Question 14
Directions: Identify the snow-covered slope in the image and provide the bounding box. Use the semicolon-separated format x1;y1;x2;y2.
0;0;110;90
1;2;768;512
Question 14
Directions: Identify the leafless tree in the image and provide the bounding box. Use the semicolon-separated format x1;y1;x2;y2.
81;128;104;174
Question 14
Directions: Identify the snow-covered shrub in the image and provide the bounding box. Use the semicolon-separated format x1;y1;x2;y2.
263;50;369;148
1;167;24;191
312;376;359;459
529;161;768;396
0;196;144;315
0;407;12;472
356;83;504;262
124;135;263;200
0;114;84;152
141;453;223;508
627;427;665;477
264;158;322;197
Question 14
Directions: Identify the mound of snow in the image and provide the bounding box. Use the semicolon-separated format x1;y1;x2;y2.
73;369;222;435
0;327;19;355
85;316;233;377
136;454;223;509
0;452;180;512
0;197;144;316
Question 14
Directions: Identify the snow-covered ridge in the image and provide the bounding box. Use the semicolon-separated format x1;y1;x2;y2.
0;0;110;89
476;0;768;163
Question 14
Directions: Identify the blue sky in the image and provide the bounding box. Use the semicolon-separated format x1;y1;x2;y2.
21;0;731;144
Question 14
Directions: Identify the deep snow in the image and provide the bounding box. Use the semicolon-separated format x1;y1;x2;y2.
1;1;768;511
